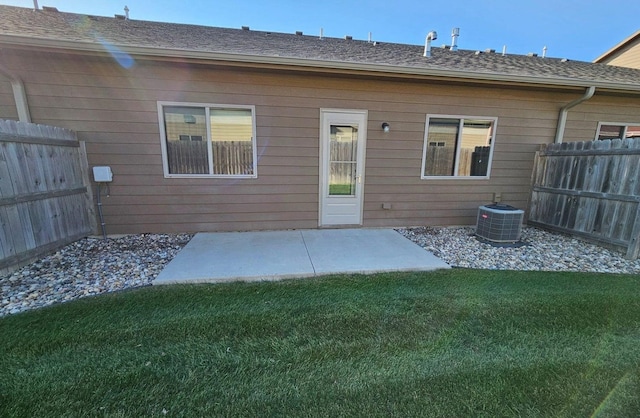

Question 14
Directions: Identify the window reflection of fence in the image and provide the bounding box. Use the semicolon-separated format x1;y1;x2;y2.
167;141;254;175
425;146;455;176
330;140;356;186
424;146;490;176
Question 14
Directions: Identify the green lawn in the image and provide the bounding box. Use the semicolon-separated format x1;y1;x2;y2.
2;269;640;417
329;183;354;195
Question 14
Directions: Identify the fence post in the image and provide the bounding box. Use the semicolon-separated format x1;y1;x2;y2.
78;140;98;235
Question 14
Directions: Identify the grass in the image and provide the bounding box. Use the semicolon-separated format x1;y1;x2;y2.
1;269;640;417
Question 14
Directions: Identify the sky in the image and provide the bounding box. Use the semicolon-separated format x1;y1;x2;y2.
2;0;639;62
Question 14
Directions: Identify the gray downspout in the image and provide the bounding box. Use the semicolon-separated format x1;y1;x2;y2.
0;63;32;123
554;86;596;144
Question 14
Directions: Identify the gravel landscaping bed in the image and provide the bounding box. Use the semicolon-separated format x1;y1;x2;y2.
1;234;193;317
2;227;640;317
397;226;640;274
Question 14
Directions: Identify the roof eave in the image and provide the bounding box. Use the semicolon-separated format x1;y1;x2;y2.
2;34;640;93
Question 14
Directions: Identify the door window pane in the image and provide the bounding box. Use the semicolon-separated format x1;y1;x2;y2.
329;125;357;195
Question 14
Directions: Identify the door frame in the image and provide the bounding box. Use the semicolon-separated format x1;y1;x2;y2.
318;108;368;227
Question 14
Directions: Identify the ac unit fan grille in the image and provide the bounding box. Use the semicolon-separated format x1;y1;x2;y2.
476;204;524;243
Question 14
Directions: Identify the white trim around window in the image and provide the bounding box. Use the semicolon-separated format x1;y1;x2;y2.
595;121;640;141
421;114;497;179
157;101;258;178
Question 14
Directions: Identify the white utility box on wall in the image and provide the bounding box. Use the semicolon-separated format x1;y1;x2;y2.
93;166;113;182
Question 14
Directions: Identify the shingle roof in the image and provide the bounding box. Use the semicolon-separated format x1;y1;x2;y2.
1;5;640;91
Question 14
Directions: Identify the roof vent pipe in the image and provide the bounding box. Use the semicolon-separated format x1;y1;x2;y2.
502;45;507;56
320;28;323;40
33;0;39;10
451;28;459;51
542;45;547;58
423;31;438;57
124;5;129;20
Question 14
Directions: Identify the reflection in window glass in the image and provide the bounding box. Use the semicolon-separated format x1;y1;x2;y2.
329;125;357;195
164;106;208;174
598;124;625;140
424;118;458;176
161;104;256;177
210;109;254;175
597;123;640;140
422;116;496;178
458;120;494;177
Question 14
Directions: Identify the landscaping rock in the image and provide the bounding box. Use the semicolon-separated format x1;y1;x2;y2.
0;234;192;317
397;226;640;274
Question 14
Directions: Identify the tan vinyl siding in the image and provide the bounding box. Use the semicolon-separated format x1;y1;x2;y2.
0;78;18;120
2;48;639;233
603;42;640;69
562;94;640;142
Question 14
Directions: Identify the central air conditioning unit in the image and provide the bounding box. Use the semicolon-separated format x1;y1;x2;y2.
476;204;524;243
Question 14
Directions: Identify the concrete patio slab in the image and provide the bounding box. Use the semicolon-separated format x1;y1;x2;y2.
154;228;449;285
301;229;449;275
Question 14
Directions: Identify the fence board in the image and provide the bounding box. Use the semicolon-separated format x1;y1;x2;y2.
529;138;640;259
0;121;92;273
0;143;14;196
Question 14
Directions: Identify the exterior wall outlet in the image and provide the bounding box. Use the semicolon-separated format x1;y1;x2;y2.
93;166;113;182
382;203;392;210
493;192;502;203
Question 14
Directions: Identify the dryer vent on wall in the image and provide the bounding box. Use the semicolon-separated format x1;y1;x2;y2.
476;204;524;243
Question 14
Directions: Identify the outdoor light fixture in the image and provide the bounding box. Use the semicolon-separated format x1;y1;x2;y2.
382;122;390;132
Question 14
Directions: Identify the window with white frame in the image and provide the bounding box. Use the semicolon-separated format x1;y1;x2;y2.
421;115;497;178
596;122;640;140
158;102;257;177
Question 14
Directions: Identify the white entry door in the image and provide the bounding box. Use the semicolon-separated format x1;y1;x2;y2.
319;109;368;226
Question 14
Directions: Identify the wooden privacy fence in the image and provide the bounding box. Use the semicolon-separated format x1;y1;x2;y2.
167;140;254;175
0;120;93;273
529;138;640;259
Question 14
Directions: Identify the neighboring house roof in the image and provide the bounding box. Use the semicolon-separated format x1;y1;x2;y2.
594;30;640;69
1;5;640;92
